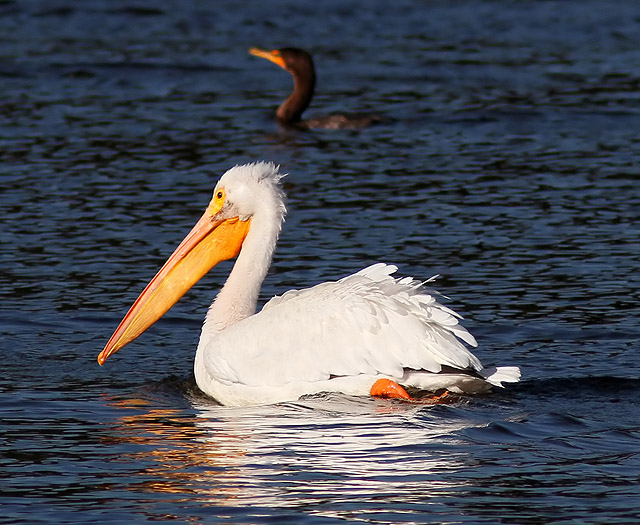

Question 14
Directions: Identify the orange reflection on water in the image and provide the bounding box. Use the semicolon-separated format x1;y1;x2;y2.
104;395;250;502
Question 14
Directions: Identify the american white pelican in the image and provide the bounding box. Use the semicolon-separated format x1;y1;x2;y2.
98;162;520;406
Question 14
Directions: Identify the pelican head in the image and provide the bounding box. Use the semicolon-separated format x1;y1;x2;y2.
98;162;286;365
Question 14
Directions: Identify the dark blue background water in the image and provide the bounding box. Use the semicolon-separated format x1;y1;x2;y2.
1;1;639;523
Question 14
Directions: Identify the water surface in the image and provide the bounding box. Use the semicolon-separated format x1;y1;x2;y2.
1;1;639;523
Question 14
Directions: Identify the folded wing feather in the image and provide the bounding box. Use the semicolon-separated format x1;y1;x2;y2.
203;263;482;388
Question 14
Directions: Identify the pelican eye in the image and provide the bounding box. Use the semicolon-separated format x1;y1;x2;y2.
209;188;226;215
213;188;225;203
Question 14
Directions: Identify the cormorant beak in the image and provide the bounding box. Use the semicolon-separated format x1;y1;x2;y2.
249;47;286;70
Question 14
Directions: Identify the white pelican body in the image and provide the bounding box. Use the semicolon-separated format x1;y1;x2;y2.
99;162;520;406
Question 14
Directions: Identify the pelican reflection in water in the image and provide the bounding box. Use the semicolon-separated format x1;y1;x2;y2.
105;392;481;511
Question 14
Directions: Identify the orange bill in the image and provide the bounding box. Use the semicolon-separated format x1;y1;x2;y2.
249;47;286;70
97;210;251;365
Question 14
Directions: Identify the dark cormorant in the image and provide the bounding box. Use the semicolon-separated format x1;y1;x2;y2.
249;47;382;130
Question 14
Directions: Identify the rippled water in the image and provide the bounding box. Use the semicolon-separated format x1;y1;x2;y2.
1;0;640;523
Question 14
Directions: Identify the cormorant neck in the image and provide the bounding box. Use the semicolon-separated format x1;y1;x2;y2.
277;69;316;123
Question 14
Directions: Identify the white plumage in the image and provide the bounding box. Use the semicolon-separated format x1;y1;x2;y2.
99;162;520;406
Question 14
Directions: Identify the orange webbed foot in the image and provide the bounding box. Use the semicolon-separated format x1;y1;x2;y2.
370;379;454;404
370;378;412;400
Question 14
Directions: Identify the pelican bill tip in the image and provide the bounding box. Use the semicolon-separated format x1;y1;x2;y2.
97;350;108;366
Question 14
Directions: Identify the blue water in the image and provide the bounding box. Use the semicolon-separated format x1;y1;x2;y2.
1;0;640;523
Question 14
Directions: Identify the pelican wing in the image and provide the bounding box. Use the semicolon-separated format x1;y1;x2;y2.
201;264;482;388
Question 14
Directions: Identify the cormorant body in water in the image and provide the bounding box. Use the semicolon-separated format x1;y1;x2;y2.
249;47;382;130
